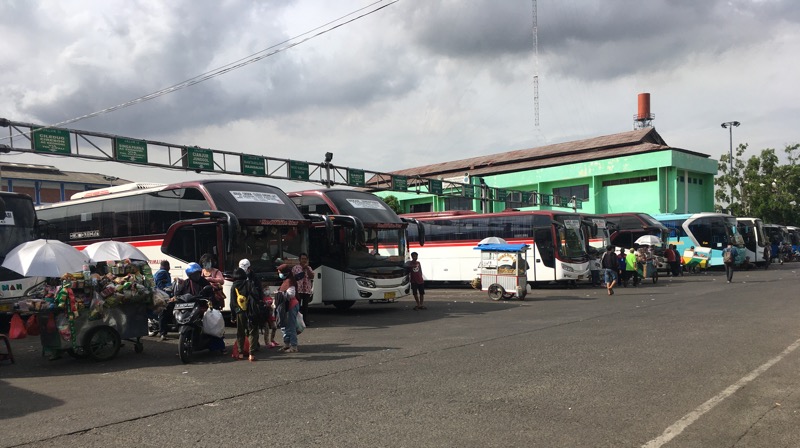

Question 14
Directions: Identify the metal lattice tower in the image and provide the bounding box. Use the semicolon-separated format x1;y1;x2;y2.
531;0;539;126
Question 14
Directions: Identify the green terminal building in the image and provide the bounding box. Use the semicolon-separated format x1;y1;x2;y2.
374;127;718;216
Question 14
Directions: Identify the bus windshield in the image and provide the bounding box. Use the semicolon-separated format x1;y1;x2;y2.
554;215;588;260
348;227;406;271
0;194;37;260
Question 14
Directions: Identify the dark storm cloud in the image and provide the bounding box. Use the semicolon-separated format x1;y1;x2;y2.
11;0;421;138
403;0;800;80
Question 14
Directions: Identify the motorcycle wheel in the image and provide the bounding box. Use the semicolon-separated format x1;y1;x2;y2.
178;330;193;364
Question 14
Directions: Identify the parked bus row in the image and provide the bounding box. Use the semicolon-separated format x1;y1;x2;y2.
31;180;424;314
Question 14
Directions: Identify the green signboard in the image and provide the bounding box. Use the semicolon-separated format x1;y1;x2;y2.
428;179;443;196
391;176;407;191
186;147;214;171
464;185;475;198
241;155;266;176
33;128;71;154
348;169;365;187
289;160;309;181
114;137;148;163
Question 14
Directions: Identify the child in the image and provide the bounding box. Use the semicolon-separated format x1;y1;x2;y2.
264;293;280;348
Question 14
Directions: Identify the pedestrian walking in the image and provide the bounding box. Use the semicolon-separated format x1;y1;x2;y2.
405;252;426;309
722;243;736;283
617;248;628;287
601;245;618;295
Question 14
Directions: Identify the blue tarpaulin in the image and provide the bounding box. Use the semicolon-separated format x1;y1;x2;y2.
473;243;529;252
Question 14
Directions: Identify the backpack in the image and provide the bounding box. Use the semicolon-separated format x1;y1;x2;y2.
723;250;733;263
274;291;289;328
247;291;269;327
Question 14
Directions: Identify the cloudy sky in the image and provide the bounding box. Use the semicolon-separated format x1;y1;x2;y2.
1;0;798;189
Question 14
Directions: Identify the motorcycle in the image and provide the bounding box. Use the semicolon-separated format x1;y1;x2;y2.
173;287;224;363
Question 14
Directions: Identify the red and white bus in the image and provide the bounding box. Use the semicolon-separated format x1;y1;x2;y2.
400;210;590;285
288;189;423;309
36;180;310;313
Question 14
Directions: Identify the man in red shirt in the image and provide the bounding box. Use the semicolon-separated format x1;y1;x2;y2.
405;252;426;310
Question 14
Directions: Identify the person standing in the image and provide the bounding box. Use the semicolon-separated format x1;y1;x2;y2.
293;253;314;326
405;252;425;310
199;253;225;310
617;248;628;287
601;246;618;295
153;260;172;291
230;267;258;361
625;248;640;287
277;264;300;353
722;243;736;283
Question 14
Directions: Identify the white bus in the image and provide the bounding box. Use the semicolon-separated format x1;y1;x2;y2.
400;210;590;286
736;217;768;266
0;191;42;312
652;213;745;267
288;189;423;309
36;180;310;314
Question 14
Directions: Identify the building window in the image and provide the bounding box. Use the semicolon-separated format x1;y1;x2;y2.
602;176;657;187
552;184;589;201
443;197;473;211
410;203;432;213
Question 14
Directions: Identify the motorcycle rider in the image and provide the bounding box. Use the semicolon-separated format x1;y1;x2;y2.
159;262;210;341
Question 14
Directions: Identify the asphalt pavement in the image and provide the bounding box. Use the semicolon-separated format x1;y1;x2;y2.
2;264;800;447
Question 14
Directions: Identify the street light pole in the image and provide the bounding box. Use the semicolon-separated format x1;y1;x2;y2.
721;121;740;212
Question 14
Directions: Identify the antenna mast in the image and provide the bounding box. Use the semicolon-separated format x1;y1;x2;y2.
531;0;539;126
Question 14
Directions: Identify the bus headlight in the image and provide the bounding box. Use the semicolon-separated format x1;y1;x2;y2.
356;277;376;288
561;263;575;273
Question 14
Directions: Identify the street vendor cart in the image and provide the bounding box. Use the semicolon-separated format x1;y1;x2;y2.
475;243;530;301
30;259;153;361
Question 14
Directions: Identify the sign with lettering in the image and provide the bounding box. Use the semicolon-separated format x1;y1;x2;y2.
186;147;214;171
348;169;365;187
391;176;407;191
289;160;309;181
114;137;148;163
33;128;71;154
241;155;266;176
428;179;443;196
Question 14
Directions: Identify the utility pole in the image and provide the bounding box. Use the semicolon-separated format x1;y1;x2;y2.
721;121;740;212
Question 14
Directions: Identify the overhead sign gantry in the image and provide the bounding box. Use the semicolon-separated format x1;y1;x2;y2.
0;118;582;210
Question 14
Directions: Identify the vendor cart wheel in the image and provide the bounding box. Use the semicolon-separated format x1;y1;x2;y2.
84;326;121;362
652;271;658;284
178;331;193;364
487;284;505;301
66;348;87;359
134;341;144;354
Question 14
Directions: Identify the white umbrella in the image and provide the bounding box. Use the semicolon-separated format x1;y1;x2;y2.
635;235;662;246
1;239;89;277
82;240;148;262
478;237;507;245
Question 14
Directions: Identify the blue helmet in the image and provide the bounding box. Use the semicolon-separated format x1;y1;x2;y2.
185;262;202;276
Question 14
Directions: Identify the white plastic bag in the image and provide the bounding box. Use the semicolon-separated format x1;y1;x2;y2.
202;309;225;338
296;311;306;335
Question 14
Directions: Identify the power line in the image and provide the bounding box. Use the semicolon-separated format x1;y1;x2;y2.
2;0;398;141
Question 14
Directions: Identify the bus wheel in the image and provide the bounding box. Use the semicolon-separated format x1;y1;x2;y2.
333;301;356;310
488;284;505;301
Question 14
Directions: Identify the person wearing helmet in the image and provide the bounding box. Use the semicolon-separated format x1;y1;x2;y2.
158;262;212;341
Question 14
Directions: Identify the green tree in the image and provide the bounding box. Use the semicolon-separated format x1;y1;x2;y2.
382;195;402;214
716;143;800;224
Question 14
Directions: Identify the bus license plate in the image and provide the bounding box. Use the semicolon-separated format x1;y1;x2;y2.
174;303;194;310
384;292;395;300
